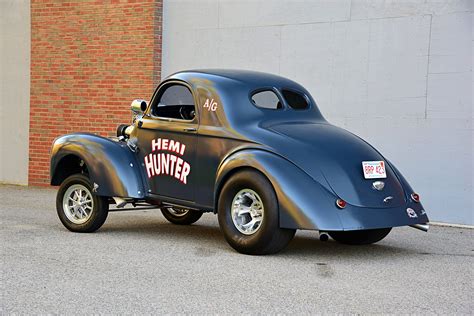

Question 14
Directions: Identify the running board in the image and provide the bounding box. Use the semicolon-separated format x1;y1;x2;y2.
109;205;161;212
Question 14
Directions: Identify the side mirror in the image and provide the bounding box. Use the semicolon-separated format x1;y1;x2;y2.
131;99;147;114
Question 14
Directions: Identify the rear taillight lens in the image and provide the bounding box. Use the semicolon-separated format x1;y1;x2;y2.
336;199;346;209
411;193;420;203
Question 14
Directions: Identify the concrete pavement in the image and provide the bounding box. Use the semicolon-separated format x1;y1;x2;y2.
1;184;472;314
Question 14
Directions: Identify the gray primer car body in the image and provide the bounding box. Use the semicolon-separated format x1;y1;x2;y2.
50;69;429;231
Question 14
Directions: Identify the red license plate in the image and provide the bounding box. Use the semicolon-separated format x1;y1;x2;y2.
362;161;387;179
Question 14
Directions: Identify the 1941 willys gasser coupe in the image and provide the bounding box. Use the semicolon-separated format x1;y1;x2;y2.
51;69;429;255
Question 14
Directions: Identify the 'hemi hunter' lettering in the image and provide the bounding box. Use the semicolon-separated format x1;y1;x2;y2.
144;138;191;184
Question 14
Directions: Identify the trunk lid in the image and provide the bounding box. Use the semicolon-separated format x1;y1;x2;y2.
268;122;406;208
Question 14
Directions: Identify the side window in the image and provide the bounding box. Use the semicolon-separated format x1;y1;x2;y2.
251;90;282;110
153;84;196;120
281;89;309;110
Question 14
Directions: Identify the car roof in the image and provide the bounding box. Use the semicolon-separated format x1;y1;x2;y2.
163;69;326;127
168;69;303;89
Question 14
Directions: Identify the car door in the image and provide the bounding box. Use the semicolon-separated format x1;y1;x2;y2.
137;82;198;202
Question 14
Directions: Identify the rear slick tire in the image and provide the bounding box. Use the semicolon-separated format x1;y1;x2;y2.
218;170;296;255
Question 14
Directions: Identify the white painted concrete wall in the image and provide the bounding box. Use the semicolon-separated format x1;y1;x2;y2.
0;0;31;185
162;0;473;225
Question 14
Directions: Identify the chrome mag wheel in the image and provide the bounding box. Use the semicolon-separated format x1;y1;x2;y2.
231;189;264;235
218;170;295;254
62;184;94;224
161;206;202;225
166;207;190;217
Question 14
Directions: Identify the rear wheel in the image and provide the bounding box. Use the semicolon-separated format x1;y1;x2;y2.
218;170;296;255
161;207;202;225
56;174;109;232
328;228;391;245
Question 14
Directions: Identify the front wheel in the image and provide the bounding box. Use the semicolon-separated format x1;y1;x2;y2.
328;228;392;245
161;207;203;225
218;170;296;255
56;174;109;233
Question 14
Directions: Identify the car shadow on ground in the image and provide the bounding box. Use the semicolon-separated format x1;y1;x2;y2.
284;234;414;258
97;217;419;258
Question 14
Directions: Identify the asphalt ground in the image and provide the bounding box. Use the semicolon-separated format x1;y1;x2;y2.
1;184;473;314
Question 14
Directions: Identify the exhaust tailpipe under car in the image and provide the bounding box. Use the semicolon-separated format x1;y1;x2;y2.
410;223;429;232
319;231;329;241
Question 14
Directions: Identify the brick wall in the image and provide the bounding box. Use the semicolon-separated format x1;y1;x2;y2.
30;0;162;186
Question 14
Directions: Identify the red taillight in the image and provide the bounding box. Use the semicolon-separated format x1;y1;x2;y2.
411;193;420;203
336;198;346;209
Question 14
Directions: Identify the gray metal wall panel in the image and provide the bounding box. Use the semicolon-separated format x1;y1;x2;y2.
0;0;31;185
144;0;472;225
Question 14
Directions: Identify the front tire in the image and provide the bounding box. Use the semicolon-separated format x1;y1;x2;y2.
218;170;296;255
328;228;391;245
56;174;109;233
161;207;203;225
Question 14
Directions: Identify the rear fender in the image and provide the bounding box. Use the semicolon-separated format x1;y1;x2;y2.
50;133;145;198
215;149;342;230
216;149;429;231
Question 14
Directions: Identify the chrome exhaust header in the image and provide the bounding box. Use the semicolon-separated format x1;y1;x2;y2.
410;223;429;232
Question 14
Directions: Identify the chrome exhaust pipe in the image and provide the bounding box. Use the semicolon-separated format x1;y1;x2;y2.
113;197;128;208
319;231;329;242
410;223;429;232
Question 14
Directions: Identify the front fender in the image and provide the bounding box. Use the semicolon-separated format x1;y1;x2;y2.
216;149;343;230
50;133;145;198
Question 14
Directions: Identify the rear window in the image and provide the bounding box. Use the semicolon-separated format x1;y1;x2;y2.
251;90;282;110
282;89;309;110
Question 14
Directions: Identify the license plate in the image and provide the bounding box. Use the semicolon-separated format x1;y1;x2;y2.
362;161;387;179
